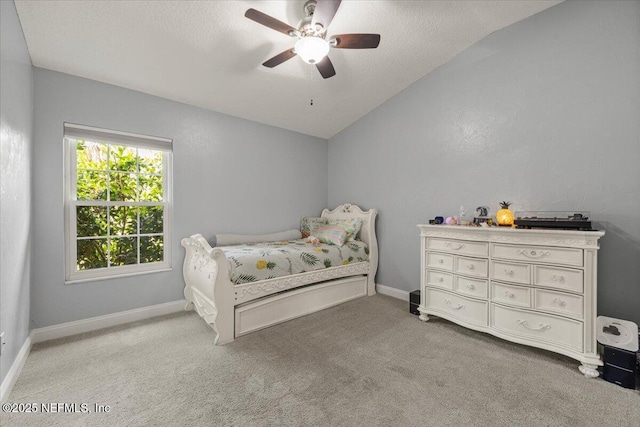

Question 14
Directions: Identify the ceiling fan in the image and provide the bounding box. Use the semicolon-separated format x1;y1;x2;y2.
245;0;381;79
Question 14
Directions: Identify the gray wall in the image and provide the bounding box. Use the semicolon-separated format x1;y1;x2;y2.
328;1;640;324
32;69;327;328
1;0;33;387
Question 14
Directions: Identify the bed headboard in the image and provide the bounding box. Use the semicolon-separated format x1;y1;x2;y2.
321;203;378;250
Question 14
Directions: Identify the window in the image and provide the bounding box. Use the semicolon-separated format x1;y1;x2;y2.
64;123;172;282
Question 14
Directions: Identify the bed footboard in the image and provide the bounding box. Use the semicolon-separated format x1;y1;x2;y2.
181;234;235;345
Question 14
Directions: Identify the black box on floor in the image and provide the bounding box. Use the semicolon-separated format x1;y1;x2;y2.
601;345;637;390
410;303;420;315
604;346;637;371
603;364;636;389
409;290;420;315
410;290;420;304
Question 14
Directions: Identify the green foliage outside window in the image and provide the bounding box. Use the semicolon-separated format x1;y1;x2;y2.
75;140;165;271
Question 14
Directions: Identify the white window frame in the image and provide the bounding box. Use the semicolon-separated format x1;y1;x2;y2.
64;123;173;283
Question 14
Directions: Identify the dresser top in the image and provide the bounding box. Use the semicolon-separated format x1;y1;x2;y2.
417;224;604;249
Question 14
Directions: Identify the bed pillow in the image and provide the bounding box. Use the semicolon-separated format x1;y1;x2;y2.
328;218;363;241
316;225;348;246
214;229;302;246
300;217;327;238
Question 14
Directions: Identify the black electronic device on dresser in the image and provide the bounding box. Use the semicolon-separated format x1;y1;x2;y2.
514;211;592;231
409;290;420;315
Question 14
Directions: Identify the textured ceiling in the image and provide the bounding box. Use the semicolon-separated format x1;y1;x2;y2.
15;0;561;139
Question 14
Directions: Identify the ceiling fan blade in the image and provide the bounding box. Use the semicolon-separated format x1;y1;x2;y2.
312;0;342;31
316;56;336;79
331;34;381;49
245;8;297;36
262;49;297;68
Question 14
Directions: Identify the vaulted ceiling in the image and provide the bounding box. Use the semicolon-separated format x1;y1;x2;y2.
15;0;561;139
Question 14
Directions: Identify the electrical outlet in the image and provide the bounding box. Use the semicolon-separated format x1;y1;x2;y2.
0;332;5;356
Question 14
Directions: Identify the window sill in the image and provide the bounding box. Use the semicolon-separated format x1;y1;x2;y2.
65;267;173;285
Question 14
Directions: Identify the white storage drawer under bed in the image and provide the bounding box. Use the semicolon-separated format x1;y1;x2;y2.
235;276;367;336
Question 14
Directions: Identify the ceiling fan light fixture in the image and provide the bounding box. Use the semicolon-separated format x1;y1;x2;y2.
295;36;329;64
245;1;380;79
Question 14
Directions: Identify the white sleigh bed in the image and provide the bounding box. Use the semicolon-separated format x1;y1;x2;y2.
181;204;378;344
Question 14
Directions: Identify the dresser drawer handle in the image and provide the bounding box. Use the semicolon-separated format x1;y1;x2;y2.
438;259;444;264
504;269;514;276
504;291;515;299
551;275;565;283
437;277;444;282
467;264;475;270
444;299;464;310
446;242;465;250
516;249;550;259
466;284;476;290
517;319;551;331
553;298;567;307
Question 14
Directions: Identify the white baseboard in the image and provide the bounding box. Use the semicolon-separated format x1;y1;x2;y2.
1;300;186;403
376;283;410;301
1;331;33;404
32;299;187;344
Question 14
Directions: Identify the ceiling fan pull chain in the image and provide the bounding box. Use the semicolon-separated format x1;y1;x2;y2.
308;63;314;106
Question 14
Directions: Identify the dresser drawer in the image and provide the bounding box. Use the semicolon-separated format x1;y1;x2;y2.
491;244;583;267
491;304;583;352
426;288;488;327
425;270;454;290
534;289;584;320
492;282;531;308
491;260;530;285
426;252;454;271
455;256;488;278
455;276;488;299
534;265;583;293
427;238;488;257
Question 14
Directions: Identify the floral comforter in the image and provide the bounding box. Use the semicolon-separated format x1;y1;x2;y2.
221;239;370;285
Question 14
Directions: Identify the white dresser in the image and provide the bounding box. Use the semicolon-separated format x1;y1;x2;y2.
417;225;605;377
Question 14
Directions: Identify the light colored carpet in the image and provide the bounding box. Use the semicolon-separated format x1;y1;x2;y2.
4;295;639;426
